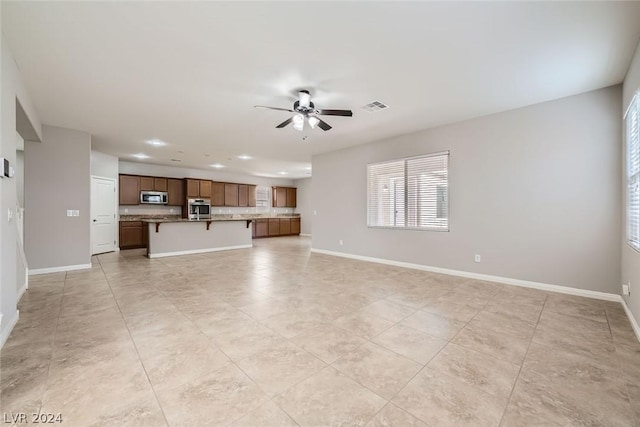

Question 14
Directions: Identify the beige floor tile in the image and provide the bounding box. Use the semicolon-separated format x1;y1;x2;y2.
365;403;428;427
3;237;638;426
452;321;530;365
293;324;367;364
471;309;537;341
360;299;417;323
372;323;447;364
229;400;298;427
421;299;481;323
543;293;607;323
237;341;325;397
141;337;231;392
427;343;520;399
399;310;466;340
156;363;268;426
392;367;507;427
332;311;395;339
332;342;422;399
275;366;386;427
508;366;635;427
212;324;288;361
532;310;615;360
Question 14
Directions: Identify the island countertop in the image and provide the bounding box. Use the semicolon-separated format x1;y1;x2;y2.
120;213;300;222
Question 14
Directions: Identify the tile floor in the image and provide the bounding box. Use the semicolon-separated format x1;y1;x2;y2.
1;236;639;426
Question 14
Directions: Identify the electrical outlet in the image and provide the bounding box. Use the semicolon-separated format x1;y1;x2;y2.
124;208;129;213
623;283;630;296
314;210;317;216
474;254;481;263
66;210;73;217
339;240;343;246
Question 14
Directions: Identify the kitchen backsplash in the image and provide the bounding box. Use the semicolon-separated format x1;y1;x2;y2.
118;205;295;217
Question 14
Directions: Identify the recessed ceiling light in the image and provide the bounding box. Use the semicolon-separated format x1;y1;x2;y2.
146;139;166;147
237;154;252;160
210;163;225;169
133;153;150;159
278;171;288;175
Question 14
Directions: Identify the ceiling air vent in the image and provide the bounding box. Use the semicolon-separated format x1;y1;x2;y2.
361;101;389;112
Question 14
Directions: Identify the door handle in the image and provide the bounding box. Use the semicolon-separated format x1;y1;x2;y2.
93;219;97;222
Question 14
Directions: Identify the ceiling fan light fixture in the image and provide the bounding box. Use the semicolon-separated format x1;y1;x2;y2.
293;122;304;132
298;90;311;108
308;116;319;129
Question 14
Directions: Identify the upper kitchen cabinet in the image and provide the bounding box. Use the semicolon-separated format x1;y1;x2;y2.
238;184;248;207
141;176;168;192
211;182;225;206
225;183;239;206
248;185;257;207
272;186;297;208
167;179;184;206
185;179;212;199
140;176;154;191
119;175;140;205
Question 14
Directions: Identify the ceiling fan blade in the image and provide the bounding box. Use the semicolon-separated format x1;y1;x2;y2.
316;118;332;131
317;109;353;117
255;105;295;113
276;117;293;128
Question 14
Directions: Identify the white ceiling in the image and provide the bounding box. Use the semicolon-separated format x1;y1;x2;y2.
3;1;640;179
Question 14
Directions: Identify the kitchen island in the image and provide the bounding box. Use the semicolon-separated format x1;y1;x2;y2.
140;214;299;258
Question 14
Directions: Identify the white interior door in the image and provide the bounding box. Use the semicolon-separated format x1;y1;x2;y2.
91;177;116;255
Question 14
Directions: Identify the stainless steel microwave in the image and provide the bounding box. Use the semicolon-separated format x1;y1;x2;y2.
140;191;168;205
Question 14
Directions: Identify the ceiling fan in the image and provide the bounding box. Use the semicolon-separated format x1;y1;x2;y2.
255;90;352;131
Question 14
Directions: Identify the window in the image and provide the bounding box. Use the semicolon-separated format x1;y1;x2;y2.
367;151;449;230
627;94;640;251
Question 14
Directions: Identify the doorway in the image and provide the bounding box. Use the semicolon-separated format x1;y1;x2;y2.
91;176;116;255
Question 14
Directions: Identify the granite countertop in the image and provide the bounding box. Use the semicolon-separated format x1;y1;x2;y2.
120;213;300;222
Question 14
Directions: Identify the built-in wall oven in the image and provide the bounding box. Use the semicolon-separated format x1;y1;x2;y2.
188;199;211;220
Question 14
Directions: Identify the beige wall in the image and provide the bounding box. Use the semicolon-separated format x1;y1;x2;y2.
25;125;91;270
622;39;640;324
294;177;312;235
312;86;622;294
91;150;118;179
1;35;42;345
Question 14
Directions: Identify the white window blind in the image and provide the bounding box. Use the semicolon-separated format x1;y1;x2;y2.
627;94;640;251
367;151;449;230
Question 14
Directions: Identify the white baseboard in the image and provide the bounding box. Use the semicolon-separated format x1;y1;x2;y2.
17;282;27;302
300;233;312;237
148;244;253;259
29;263;92;275
0;310;19;349
310;248;621;302
621;298;640;342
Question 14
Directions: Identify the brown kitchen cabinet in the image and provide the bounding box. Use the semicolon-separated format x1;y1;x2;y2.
254;219;269;237
119;175;140;205
185;179;212;199
254;217;301;238
279;218;291;234
238;184;248;207
167;178;184;206
225;183;239;206
154;178;168;192
268;218;280;236
140;177;154;191
119;221;147;249
211;182;225;206
248;185;257;207
272;186;297;208
291;217;301;234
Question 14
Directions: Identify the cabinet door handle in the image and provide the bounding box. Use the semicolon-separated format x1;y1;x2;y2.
93;219;97;222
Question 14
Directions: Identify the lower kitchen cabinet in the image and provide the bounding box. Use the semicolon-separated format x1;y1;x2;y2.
119;221;148;249
253;217;301;238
